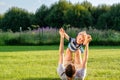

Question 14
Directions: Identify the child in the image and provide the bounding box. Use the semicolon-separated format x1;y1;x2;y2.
61;28;91;54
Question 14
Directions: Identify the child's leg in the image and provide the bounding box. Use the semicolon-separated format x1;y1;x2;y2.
64;48;72;61
63;48;73;67
74;49;82;69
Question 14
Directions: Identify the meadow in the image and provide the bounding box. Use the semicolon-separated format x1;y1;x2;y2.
0;46;120;80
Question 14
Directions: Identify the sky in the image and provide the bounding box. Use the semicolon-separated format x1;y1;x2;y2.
0;0;120;14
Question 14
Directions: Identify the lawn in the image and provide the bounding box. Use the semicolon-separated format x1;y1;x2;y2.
0;46;120;80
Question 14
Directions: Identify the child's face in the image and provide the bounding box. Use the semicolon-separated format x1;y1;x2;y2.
76;34;84;44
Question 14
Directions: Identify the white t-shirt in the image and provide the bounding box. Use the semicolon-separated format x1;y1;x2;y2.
57;64;86;80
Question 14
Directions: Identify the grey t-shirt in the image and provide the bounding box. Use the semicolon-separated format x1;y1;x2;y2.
57;64;86;80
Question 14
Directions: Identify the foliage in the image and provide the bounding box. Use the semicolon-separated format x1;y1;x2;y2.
0;14;4;29
1;7;31;32
64;3;92;28
0;1;120;31
45;0;72;28
0;27;119;46
108;4;120;30
92;4;110;28
35;4;49;27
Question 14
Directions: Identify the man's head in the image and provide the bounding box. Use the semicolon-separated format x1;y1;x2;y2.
65;64;76;79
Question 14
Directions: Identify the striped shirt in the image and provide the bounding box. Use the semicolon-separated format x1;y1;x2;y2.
68;37;84;53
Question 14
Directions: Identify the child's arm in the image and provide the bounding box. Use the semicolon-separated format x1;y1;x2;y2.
64;32;70;41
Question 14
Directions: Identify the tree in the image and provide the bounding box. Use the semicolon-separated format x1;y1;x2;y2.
92;4;110;28
97;13;110;29
81;1;92;11
108;4;120;30
35;4;49;27
45;0;72;28
65;3;92;28
29;13;35;26
1;7;31;32
97;4;120;31
0;14;4;29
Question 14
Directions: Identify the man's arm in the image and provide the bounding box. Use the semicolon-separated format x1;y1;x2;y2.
58;29;64;64
82;34;92;68
60;28;69;41
82;43;89;68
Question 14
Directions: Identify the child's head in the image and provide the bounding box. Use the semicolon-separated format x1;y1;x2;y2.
76;31;86;44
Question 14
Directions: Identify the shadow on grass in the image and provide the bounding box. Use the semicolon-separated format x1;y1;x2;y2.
0;46;120;52
22;78;61;80
0;45;60;52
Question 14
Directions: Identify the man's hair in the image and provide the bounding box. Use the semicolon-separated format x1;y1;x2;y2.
65;64;76;78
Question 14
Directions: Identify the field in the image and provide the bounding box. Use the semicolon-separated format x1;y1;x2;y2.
0;46;120;80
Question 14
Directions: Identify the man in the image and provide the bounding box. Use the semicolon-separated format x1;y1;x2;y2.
57;28;92;80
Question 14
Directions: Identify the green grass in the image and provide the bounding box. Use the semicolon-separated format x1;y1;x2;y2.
0;46;120;80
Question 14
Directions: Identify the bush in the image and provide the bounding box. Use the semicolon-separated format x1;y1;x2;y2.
0;27;119;46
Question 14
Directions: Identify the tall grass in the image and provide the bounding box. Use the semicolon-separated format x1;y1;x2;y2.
0;27;120;45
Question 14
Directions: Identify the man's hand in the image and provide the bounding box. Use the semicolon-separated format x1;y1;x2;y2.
59;28;64;38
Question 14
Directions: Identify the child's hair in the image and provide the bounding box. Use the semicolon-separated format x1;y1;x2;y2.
78;31;87;36
78;31;92;45
77;31;86;39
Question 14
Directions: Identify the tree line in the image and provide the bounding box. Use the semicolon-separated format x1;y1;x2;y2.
0;0;120;32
